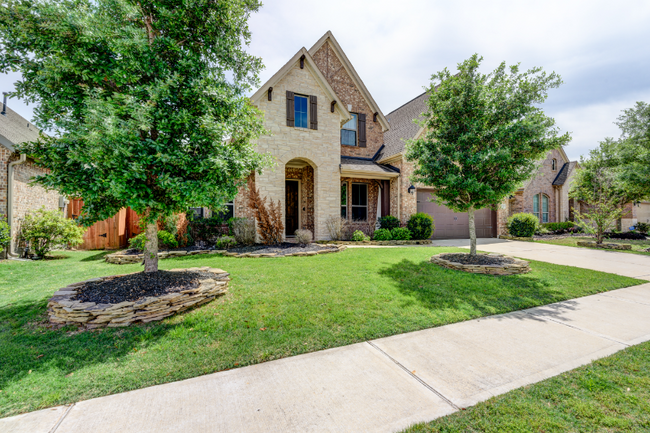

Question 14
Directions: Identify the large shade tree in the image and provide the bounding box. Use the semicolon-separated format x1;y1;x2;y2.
614;102;650;201
0;0;269;272
407;54;570;255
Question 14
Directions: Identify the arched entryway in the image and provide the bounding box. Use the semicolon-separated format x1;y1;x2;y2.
285;158;316;237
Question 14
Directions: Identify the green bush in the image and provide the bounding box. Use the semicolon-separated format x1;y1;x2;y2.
636;222;649;235
0;217;10;253
542;221;574;232
373;228;392;241
407;213;434;240
378;215;400;230
351;230;368;242
215;235;237;249
128;230;178;251
391;227;412;240
507;213;539;237
187;215;227;243
19;207;85;257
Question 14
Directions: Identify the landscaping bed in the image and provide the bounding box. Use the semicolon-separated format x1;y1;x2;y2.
222;242;341;257
317;239;432;246
0;248;641;417
47;267;229;329
535;235;650;255
430;253;530;275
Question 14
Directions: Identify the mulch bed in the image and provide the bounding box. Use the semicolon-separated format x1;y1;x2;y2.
73;270;215;304
226;243;338;256
533;233;588;240
439;253;516;266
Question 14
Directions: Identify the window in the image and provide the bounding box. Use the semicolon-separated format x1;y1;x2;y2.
351;183;368;221
189;207;204;219
552;159;557;170
341;182;348;219
294;95;308;128
213;201;234;221
533;194;549;223
341;113;357;146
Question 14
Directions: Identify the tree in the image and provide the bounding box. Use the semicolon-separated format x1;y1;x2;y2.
19;208;86;258
614;102;650;201
406;54;570;255
0;0;269;272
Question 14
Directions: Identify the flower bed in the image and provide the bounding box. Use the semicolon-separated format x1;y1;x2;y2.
47;267;229;329
430;253;530;275
576;241;632;250
317;240;432;246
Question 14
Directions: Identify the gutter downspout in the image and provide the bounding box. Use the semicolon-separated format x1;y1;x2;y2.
7;154;27;257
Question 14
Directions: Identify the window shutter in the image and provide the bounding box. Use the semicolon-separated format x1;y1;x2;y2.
286;91;295;127
358;113;366;147
309;95;318;130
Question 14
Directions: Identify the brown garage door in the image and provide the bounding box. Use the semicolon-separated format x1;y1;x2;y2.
417;191;495;239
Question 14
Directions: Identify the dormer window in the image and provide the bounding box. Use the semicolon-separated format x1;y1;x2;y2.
341;113;357;146
294;95;309;129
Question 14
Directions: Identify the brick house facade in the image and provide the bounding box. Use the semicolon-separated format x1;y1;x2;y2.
1;104;65;257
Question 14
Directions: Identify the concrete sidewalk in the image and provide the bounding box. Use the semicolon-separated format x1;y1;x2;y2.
4;282;650;433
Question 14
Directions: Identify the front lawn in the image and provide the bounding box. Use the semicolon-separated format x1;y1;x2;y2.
536;236;650;255
402;340;650;432
0;247;641;417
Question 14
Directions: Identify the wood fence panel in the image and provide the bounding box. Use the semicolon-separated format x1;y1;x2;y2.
68;199;134;250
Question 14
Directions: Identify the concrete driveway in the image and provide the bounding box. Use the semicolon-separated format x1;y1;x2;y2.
5;280;650;433
431;238;650;281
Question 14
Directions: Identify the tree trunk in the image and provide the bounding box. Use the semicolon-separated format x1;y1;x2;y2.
468;206;477;256
143;220;159;273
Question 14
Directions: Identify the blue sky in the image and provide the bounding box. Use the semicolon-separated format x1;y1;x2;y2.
2;0;649;161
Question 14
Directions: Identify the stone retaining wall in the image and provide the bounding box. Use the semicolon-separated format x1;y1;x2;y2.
498;235;534;241
576;241;632;250
317;240;432;246
48;267;229;329
430;253;530;275
221;244;345;258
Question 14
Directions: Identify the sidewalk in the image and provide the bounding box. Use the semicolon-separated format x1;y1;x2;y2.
5;282;650;433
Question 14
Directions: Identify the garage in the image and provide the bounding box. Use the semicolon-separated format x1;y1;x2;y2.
638;202;650;225
416;190;496;239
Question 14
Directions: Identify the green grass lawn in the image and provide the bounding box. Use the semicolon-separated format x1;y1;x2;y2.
402;340;650;432
536;236;650;256
0;247;641;417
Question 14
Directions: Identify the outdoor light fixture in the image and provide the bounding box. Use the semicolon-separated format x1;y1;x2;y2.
408;185;416;194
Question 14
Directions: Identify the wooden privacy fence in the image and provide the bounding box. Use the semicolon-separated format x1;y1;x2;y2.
68;199;142;250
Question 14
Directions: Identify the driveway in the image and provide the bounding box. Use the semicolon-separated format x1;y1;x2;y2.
5;281;650;433
430;238;650;281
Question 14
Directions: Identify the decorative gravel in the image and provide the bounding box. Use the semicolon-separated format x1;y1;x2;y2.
227;243;338;256
439;253;516;266
74;270;216;304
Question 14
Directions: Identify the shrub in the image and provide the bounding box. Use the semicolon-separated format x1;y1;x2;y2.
351;230;368;242
636;222;649;235
391;227;412;240
0;217;9;254
535;226;550;235
373;228;392;241
542;221;575;233
604;231;647;240
128;230;178;251
247;177;283;245
378;215;400;230
507;213;539;237
407;213;434;240
231;218;256;245
294;229;313;246
215;235;237;249
188;215;227;244
19;207;85;257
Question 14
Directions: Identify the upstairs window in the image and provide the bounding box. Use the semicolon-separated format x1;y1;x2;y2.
341;113;358;146
351;183;368;221
294;95;309;128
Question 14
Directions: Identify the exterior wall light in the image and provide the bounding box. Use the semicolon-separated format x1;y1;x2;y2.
408;185;416;194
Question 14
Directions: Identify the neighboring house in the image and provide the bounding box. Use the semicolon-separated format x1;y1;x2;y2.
0;97;65;257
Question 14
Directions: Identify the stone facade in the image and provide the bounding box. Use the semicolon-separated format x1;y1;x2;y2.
286;166;315;234
311;41;385;159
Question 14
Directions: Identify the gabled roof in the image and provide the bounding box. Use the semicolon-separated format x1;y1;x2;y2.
377;92;428;162
251;47;351;120
340;156;399;179
552;161;578;186
308;31;390;132
0;105;41;152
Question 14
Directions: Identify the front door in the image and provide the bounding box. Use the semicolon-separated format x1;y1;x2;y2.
285;180;299;236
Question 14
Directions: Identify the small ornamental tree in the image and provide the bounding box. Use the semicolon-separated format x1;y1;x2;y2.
0;0;269;272
407;54;570;255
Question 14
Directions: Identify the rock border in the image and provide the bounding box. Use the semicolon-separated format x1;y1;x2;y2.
47;267;229;329
105;244;346;264
317;239;432;246
430;253;530;275
576;241;632;250
498;235;534;241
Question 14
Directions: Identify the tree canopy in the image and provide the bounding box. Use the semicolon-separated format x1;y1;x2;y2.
406;54;570;254
613;102;650;202
1;0;269;271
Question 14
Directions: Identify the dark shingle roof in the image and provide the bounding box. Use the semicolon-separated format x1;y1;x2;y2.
552;161;577;186
378;92;429;161
340;157;398;174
